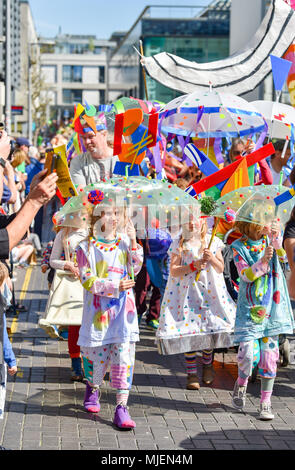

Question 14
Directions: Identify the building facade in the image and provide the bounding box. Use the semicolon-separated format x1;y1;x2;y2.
0;0;21;122
39;34;117;122
110;2;231;104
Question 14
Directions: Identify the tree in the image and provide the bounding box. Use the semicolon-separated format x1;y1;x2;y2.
30;52;54;146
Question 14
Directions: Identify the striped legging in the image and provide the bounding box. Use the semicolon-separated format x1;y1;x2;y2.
184;349;213;375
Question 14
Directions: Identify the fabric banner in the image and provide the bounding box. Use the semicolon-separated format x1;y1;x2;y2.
142;0;295;96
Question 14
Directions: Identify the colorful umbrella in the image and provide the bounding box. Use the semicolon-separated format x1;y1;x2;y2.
208;184;295;228
105;97;164;132
159;90;265;138
54;176;201;236
251;100;295;140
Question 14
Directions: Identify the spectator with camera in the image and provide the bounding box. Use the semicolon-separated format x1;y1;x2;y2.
0;130;58;258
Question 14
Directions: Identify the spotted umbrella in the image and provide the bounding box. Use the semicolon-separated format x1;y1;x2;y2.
53;176;201;237
159;89;265;138
208;184;294;228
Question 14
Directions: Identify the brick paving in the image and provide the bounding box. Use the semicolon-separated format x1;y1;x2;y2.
1;263;295;450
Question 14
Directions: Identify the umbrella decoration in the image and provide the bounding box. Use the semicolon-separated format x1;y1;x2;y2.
141;0;295;96
251;100;295;141
53;176;201;238
207;184;294;229
159;89;265;139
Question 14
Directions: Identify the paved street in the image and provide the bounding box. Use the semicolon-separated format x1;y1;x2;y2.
1;263;295;451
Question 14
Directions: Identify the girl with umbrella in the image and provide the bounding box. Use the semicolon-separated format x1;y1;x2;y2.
231;213;294;420
75;191;143;429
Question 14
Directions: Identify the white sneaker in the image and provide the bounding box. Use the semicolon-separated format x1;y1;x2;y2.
259;402;274;420
232;380;247;410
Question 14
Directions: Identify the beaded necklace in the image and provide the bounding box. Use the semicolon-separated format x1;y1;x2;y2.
90;236;121;252
242;235;267;253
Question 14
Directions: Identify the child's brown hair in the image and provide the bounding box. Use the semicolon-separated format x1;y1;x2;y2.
233;220;262;240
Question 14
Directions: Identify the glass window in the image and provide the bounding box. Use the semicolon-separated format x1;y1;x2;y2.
73;66;82;82
99;90;105;104
62;89;82;104
62;65;82;82
62;65;71;82
99;66;105;83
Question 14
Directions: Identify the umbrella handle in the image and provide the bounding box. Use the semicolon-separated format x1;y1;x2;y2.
195;219;218;282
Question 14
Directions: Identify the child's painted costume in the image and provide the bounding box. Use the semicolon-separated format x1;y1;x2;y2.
76;234;143;389
231;234;294;344
156;235;236;355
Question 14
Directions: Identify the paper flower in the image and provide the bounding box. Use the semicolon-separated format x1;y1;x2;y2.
88;189;104;205
224;208;236;222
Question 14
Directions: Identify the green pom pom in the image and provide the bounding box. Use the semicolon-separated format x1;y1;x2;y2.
199;196;217;215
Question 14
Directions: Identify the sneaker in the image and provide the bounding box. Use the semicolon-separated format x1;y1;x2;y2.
18;262;30;269
58;328;68;341
259;402;274;420
84;382;100;413
146;319;159;330
232;380;247;410
186;374;200;390
202;364;215;385
38;319;60;339
113;404;136;429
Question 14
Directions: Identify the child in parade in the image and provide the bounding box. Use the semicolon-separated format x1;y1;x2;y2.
231;220;294;420
0;262;17;423
49;223;87;381
156;215;236;389
76;202;143;429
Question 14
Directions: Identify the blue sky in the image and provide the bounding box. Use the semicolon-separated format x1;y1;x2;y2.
29;0;211;39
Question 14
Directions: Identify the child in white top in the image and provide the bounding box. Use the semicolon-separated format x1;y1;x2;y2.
76;204;143;429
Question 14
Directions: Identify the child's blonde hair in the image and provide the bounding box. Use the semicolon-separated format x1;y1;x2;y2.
179;217;208;255
11;149;26;168
0;262;9;287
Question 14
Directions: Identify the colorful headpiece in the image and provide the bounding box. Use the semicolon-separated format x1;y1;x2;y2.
87;189;104;205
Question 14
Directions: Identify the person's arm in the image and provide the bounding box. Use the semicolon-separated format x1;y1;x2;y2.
284;238;295;271
170;252;206;277
6;169;58;250
3;314;17;369
76;246;134;297
232;247;272;282
0;130;12;202
49;231;79;276
256;158;273;185
202;247;224;274
49;231;66;270
3;162;18;204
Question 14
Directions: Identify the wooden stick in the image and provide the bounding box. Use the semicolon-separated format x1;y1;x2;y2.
140;40;149;101
195;219;219;282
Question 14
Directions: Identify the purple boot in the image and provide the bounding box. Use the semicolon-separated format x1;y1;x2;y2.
113;405;136;429
83;382;100;413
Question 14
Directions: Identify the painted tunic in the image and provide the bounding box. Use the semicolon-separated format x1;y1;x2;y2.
156;235;236;355
76;234;143;347
231;234;294;343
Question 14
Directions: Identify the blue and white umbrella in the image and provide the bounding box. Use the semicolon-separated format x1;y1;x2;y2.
159;89;265;138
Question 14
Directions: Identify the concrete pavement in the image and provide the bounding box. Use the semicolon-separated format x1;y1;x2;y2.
1;263;295;451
